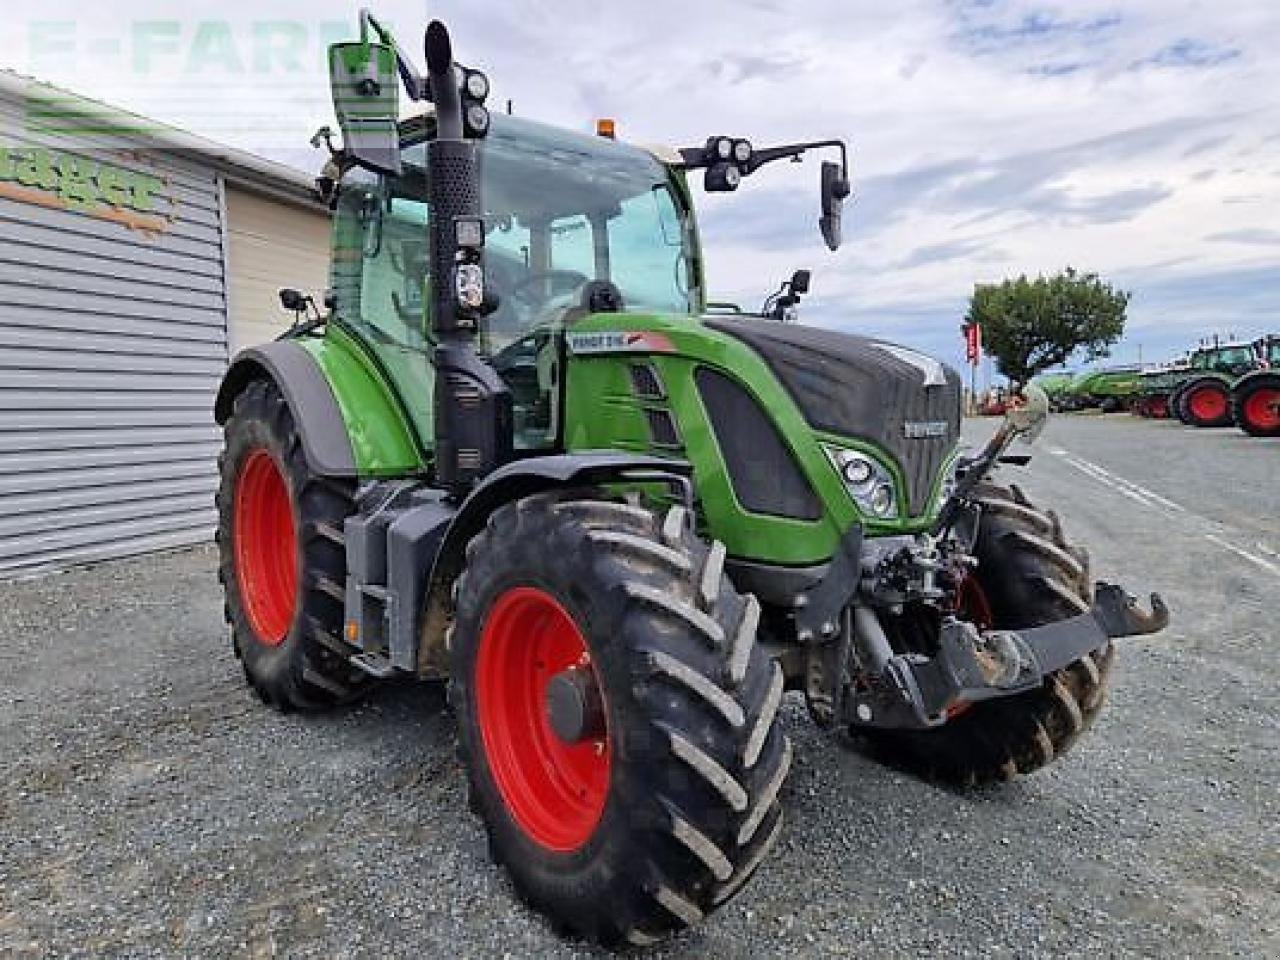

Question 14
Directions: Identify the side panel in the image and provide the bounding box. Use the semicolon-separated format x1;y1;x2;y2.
562;314;949;567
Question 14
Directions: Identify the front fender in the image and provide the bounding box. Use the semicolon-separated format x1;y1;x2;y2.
415;453;691;674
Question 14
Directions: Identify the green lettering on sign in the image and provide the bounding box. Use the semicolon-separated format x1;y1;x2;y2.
0;146;174;233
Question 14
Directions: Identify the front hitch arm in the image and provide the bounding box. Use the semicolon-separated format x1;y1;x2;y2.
850;582;1169;730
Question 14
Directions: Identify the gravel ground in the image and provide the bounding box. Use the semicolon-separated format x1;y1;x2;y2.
1;414;1276;958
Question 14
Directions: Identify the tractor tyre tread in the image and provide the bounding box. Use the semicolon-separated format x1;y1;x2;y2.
449;492;789;946
860;482;1112;784
215;378;366;711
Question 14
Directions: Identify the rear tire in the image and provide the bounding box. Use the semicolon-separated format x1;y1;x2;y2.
449;493;789;946
861;483;1112;784
1233;377;1280;437
216;379;367;710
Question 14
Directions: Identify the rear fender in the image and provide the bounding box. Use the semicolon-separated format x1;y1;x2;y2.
215;341;358;476
215;334;425;478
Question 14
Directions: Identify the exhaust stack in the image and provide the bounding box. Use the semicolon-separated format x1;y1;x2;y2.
424;20;512;492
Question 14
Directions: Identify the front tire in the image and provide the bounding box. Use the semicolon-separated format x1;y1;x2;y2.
449;493;790;946
862;483;1113;784
216;379;366;710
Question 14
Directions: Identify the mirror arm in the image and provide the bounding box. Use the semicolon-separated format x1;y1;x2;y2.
675;139;848;178
360;7;428;100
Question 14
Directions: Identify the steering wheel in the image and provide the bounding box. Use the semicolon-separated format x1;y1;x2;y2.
508;269;590;306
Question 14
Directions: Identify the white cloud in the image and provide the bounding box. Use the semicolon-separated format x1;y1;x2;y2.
3;0;1277;374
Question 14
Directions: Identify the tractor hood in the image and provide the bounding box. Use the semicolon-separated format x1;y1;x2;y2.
705;318;962;515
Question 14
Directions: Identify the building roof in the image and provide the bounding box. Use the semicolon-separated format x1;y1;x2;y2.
0;69;322;210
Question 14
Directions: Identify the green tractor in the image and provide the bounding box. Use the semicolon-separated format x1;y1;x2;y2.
1133;360;1190;419
1169;339;1263;428
214;12;1168;945
1231;334;1280;437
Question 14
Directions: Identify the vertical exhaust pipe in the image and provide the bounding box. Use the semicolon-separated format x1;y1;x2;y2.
424;20;512;493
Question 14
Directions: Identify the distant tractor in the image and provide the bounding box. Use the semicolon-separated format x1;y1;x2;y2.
1231;335;1280;437
1133;361;1190;419
212;10;1168;945
1170;341;1263;428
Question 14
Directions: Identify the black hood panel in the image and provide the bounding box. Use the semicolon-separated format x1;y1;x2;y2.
706;318;962;516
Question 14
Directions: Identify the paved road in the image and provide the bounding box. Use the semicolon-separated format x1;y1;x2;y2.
0;413;1275;958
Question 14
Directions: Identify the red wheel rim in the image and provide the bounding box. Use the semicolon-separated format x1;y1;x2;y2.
233;449;298;646
958;575;994;631
475;586;610;852
1151;396;1169;419
1188;385;1228;422
1244;388;1280;430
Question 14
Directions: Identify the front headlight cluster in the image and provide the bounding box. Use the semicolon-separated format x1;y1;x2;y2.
824;445;898;519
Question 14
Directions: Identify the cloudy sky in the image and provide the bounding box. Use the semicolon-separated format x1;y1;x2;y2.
4;1;1278;377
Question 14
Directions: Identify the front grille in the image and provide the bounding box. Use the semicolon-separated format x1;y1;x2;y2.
706;318;961;516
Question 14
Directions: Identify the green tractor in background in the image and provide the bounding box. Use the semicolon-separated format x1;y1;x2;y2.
1133;359;1190;419
1231;334;1280;437
213;11;1167;945
1168;339;1263;428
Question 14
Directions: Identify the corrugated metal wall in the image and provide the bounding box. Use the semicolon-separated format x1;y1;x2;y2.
0;98;229;576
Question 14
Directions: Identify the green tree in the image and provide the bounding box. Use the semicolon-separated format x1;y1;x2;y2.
966;268;1130;385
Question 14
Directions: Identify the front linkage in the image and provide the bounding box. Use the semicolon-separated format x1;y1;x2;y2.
798;387;1168;736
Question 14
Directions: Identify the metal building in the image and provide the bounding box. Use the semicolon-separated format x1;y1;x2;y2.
0;73;330;577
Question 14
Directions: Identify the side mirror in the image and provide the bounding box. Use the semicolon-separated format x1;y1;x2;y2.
789;269;811;295
328;39;401;174
278;288;306;312
819;161;850;251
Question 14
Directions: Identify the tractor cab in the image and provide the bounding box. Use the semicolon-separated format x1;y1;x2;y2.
328;112;702;451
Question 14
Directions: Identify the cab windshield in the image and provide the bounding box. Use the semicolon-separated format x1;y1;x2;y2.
329;115;698;450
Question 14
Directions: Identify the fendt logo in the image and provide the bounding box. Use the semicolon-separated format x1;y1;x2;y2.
903;421;949;439
0;145;174;235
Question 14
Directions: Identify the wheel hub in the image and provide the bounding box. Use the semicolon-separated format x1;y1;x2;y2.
545;666;606;745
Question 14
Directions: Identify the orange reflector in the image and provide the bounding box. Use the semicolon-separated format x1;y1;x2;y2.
346;621;358;642
596;118;616;139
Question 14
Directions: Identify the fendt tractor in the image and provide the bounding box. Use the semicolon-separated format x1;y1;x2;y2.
1168;339;1263;428
214;12;1168;945
1231;334;1280;437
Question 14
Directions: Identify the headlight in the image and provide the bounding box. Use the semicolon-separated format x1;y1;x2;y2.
732;138;752;164
464;69;490;101
824;446;898;519
455;263;484;310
